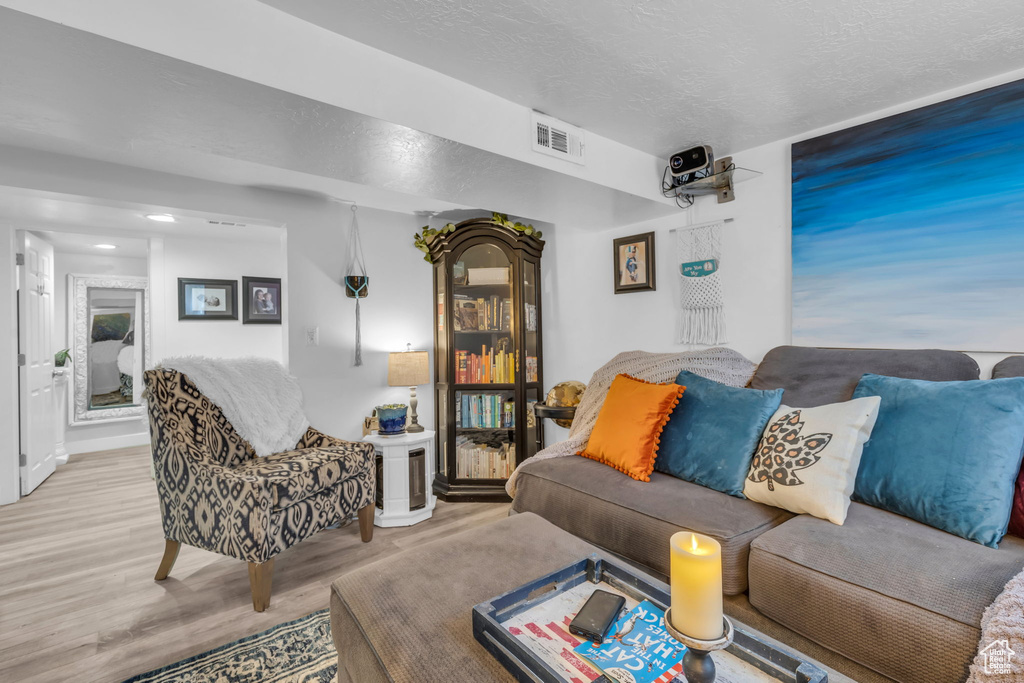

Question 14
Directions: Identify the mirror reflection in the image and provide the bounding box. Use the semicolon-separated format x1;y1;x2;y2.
87;287;144;409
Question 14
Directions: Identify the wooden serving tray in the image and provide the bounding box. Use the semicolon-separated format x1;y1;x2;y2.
472;554;827;683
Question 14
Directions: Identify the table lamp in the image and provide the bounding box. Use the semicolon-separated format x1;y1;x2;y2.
388;345;430;433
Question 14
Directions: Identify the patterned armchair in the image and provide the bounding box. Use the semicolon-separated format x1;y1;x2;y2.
144;368;375;611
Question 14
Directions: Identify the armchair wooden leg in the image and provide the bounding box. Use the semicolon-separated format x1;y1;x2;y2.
154;540;180;581
358;503;374;543
248;559;274;612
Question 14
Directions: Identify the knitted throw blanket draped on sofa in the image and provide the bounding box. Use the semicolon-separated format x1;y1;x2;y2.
505;347;756;496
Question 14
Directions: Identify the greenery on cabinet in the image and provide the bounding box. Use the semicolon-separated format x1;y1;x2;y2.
428;217;545;503
413;213;543;262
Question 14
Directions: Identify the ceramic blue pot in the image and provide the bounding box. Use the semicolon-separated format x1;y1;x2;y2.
376;404;408;435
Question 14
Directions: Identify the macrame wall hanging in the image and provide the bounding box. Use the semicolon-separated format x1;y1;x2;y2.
343;204;369;366
675;220;727;345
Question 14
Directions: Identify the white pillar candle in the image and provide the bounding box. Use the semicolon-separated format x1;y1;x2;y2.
669;531;724;641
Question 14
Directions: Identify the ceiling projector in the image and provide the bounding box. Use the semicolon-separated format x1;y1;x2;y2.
669;145;714;185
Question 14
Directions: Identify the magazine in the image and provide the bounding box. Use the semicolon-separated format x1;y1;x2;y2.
503;582;635;682
575;600;684;683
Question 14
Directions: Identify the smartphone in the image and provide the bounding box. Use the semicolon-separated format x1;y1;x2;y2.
569;589;626;644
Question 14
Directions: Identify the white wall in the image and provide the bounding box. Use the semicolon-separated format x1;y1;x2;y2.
149;234;286;364
285;205;435;441
53;250;150;454
0;224;19;504
0;150;439;505
542;69;1024;444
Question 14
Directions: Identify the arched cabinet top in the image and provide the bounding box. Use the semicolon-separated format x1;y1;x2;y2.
426;219;545;263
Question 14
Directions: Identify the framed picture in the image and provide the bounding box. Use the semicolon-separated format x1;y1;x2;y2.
242;276;283;324
613;232;656;294
177;278;238;320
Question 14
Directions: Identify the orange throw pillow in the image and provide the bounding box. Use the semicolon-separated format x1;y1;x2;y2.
578;374;685;482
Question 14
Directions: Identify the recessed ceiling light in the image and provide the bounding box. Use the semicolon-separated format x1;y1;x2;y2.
145;213;176;223
94;244;117;250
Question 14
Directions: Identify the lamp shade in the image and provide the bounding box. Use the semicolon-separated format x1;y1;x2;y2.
388;350;430;387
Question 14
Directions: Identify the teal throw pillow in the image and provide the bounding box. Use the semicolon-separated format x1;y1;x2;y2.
852;373;1024;547
656;370;783;497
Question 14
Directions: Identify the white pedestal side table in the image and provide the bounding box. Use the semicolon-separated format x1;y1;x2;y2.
364;430;436;528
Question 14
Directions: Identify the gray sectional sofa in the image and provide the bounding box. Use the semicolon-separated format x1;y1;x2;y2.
511;346;1024;683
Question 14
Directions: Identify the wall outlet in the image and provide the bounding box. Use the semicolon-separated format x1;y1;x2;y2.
305;326;319;346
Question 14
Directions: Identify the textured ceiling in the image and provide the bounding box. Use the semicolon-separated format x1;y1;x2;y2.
261;0;1024;156
0;8;675;228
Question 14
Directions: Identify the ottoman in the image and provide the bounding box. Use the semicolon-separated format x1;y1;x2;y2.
330;512;604;682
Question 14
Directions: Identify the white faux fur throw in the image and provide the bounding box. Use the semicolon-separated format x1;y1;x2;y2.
505;347;756;496
968;569;1024;682
160;356;310;457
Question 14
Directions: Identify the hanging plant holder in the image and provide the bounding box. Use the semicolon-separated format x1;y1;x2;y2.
343;204;369;366
344;276;369;299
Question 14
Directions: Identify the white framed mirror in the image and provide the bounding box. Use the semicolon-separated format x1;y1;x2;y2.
68;274;150;425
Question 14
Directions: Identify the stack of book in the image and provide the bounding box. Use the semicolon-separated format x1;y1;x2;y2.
457;394;514;429
454;295;512;332
455;435;515;479
456;346;515;384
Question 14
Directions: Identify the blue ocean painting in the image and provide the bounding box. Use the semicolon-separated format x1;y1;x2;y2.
792;78;1024;352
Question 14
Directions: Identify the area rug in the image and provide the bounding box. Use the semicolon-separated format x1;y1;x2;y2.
122;610;335;682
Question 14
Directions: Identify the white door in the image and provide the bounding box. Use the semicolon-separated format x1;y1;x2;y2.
18;231;57;495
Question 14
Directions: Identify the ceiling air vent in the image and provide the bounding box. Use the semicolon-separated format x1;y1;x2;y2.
532;112;585;165
207;220;246;227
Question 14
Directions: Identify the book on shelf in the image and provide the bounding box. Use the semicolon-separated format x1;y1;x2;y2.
456;344;516;384
458;394;515;429
525;356;538;383
525;303;538;332
455;434;515;478
467;296;512;332
453;295;479;331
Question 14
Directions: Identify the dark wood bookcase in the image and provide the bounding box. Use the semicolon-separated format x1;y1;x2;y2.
428;218;545;502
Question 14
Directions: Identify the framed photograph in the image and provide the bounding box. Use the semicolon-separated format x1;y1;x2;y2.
242;276;282;324
613;232;656;294
177;278;238;320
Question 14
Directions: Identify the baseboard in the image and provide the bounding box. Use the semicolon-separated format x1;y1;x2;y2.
65;432;150;455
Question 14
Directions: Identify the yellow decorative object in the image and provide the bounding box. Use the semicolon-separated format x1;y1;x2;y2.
669;531;724;640
544;381;587;428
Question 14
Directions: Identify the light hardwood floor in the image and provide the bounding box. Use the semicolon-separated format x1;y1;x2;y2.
0;446;509;682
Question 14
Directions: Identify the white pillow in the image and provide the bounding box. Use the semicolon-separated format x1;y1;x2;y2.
743;396;881;525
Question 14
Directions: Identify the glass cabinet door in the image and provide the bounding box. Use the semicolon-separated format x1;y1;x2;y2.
451;243;515;387
520;258;542;459
451;243;516;482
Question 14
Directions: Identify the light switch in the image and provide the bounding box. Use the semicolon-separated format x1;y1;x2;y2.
306;326;319;346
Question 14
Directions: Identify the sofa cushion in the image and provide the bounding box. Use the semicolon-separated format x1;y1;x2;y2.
511;456;793;595
656;370;783;497
749;345;979;407
993;357;1024;538
743;397;880;525
749;502;1024;682
994;355;1024;379
579;374;684;481
852;373;1024;547
238;445;372;509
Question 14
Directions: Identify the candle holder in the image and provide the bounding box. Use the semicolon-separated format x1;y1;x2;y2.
663;610;734;683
